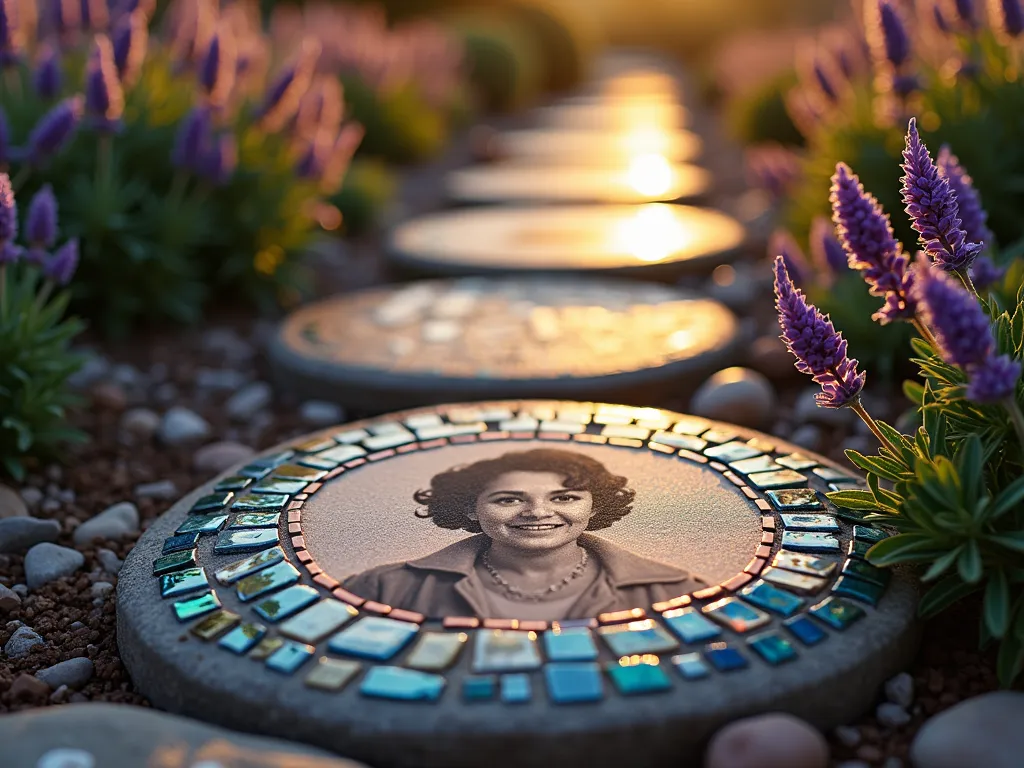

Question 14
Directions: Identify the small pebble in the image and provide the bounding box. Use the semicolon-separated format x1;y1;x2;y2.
299;400;345;427
111;363;143;388
704;713;828;768
910;691;1024;768
876;702;911;728
885;671;915;708
0;484;28;518
201;327;254;364
134;480;178;500
192;441;255;474
12;584;27;597
833;725;862;748
226;381;273;421
49;684;70;704
158;406;212;445
195;367;249;392
0;583;21;612
690;367;777;429
90;581;114;599
119;408;161;442
67;352;110;389
36;657;95;689
19;486;44;509
73;501;139;545
96;548;123;575
4;625;45;657
0;517;61;554
153;382;179;405
90;381;128;410
24;543;85;589
9;672;50;702
40;498;61;514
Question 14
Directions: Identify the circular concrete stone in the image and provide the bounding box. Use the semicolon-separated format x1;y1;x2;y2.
537;98;689;131
499;127;702;165
118;402;918;768
266;278;740;409
388;204;747;280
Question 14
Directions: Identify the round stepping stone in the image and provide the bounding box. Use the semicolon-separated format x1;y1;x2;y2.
266;277;740;410
537;98;689;131
498;127;702;165
388;204;747;280
118;402;917;768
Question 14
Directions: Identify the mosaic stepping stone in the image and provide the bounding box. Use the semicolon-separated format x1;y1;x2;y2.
499;127;702;165
117;401;918;768
268;277;739;410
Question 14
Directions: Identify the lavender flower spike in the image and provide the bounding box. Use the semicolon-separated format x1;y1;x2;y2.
26;185;58;249
991;0;1024;38
954;0;978;27
34;44;62;100
932;2;951;33
199;24;237;107
901;119;983;273
172;106;212;171
937;145;992;247
0;171;19;264
876;1;911;67
0;0;23;68
971;256;1006;290
913;254;992;368
770;230;811;287
810;216;849;275
28;96;84;164
85;35;125;133
774;256;866;408
43;238;79;285
967;354;1021;403
112;10;149;88
0;106;9;166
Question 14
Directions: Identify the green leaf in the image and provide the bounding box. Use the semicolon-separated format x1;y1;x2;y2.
955;436;984;503
845;450;910;482
989;475;1024;521
996;631;1024;687
918;576;980;618
921;546;962;582
985;569;1011;638
866;533;939;566
903;379;925;405
826;490;882;511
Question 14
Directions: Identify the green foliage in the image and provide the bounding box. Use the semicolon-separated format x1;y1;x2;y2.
451;11;544;113
726;72;805;148
342;76;447;165
330;158;397;237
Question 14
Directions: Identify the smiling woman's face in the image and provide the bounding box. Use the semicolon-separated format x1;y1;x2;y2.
470;471;595;553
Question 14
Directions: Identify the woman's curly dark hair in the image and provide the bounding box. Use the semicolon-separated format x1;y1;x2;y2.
413;449;635;533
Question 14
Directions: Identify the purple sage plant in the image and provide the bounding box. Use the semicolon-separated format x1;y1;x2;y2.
43;238;79;286
992;0;1024;38
197;133;236;186
112;9;148;88
199;23;237;107
0;106;9;166
34;45;62;101
809;216;849;275
26;95;84;165
171;106;212;172
26;184;58;250
966;353;1021;403
255;38;319;132
0;0;22;68
84;35;125;133
769;230;812;288
875;0;911;68
954;0;978;28
936;145;992;247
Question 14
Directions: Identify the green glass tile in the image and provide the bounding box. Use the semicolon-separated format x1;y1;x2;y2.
232;493;289;512
462;675;496;701
781;531;841;553
471;630;542;672
783;615;827;646
229;512;281;529
776;453;818;470
702;597;771;633
543;627;598;662
298;455;341;471
809;596;866;630
160;567;209;598
766;489;823;511
214;476;252;492
191;609;240;640
842;558;890;587
162;532;200;554
749;470;809;489
237;465;273;480
500;673;531;703
292;437;337;454
314;444;367;465
215;547;285;584
279;599;359;644
606;658;671;695
848;538;872;559
672;652;710;680
597;619;678;656
747;631;798;665
251;478;308;495
218;622;266;654
305;657;361;691
214;528;279;554
759;566;829;595
360;666;445;701
661;607;721;643
190;492;234;513
404;631;469;671
854;525;889;543
813;466;857;483
729;455;783;475
671;416;711;435
249;637;285;660
329;616;420;661
254;584;320;622
235;560;301;602
175;514;228;535
649;431;707;451
545;662;605;703
739;580;804;617
172;591;221;622
272;463;327;482
704;442;761;462
832;574;885;606
780;513;839;532
248;450;296;470
266;640;315;674
153;549;197;576
701;428;737;444
772;551;838;578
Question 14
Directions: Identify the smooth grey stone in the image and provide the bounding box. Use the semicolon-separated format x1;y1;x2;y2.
833;725;862;748
40;498;61;514
67;352;110;390
201;327;255;364
0;583;21;611
73;502;139;545
876;702;911;728
134;480;178;500
704;713;828;768
36;658;94;690
152;382;179;405
794;387;855;427
690;367;777;428
95;549;123;575
0;703;368;768
0;484;28;518
111;363;143;389
90;582;114;599
19;486;44;509
12;584;27;597
910;692;1024;768
119;408;161;442
0;517;61;554
192;441;255;474
25;543;85;589
225;382;273;421
884;672;914;708
194;367;249;392
299;400;345;427
158;407;211;445
5;625;45;657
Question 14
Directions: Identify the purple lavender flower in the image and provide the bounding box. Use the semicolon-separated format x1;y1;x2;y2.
295;77;343;138
954;0;978;27
967;354;1021;402
936;145;992;247
746;145;802;202
318;122;364;195
294;131;330;181
901;118;982;272
0;0;22;68
112;0;155;19
913;255;992;368
992;0;1024;38
172;105;212;171
0;106;9;166
0;171;16;243
255;38;319;132
970;256;1006;290
810;216;849;274
45;0;82;39
812;59;840;104
774;256;866;408
891;73;921;97
198;133;236;185
933;2;951;33
85;35;125;132
878;0;911;67
25;185;58;249
770;230;812;288
169;0;215;70
27;95;84;164
112;9;148;87
80;0;108;30
34;44;62;100
830;162;917;323
43;238;78;285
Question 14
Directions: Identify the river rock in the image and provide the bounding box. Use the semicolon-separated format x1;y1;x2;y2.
876;702;910;728
73;502;139;545
0;484;28;518
95;549;123;575
134;480;178;500
884;672;914;708
25;543;85;589
0;517;61;554
5;625;45;657
910;691;1024;768
158;407;211;445
9;673;50;703
226;382;273;421
704;713;829;768
36;658;95;690
690;367;777;428
192;441;255;474
0;583;21;612
299;400;345;427
119;408;161;442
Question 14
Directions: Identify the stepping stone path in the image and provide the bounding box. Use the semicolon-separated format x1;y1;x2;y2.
267;277;740;409
117;401;917;768
498;126;703;165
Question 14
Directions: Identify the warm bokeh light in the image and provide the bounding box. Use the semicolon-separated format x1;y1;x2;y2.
613;204;692;262
627;153;674;196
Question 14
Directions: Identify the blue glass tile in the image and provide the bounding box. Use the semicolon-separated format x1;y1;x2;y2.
776;454;817;470
272;464;327;482
251;478;308;495
471;630;543;672
766;489;823;511
172;591;221;622
809;596;866;630
153;549;197;576
771;551;838;578
704;442;760;462
247;450;296;470
175;514;228;535
832;574;885;606
702;597;771;633
704;643;748;672
160;567;208;598
360;666;445;701
729;455;782;475
265;640;315;674
842;558;890;587
232;493;289;512
848;539;872;559
597;619;678;656
229;512;281;529
662;607;721;644
214;547;285;585
162;532;200;554
748;631;798;665
606;658;671;695
759;566;829;595
500;673;532;704
237;465;273;480
235;560;301;602
544;662;604;703
328;616;420;661
214;476;252;492
218;622;267;654
854;524;889;543
813;466;857;483
748;470;809;489
781;531;841;553
191;492;234;513
314;445;367;465
783;615;827;646
780;514;839;532
214;528;279;554
672;652;710;680
279;599;359;644
253;584;319;622
463;675;496;701
543;627;598;661
739;580;804;617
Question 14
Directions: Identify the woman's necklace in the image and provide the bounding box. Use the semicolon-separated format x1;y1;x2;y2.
481;547;589;602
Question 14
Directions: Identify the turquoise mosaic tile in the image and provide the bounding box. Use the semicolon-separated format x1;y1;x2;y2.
848;539;872;559
253;584;319;622
235;560;301;602
854;525;889;543
162;532;200;555
597;619;678;656
190;492;234;513
214;547;285;585
292;436;336;454
214;528;279;554
404;632;469;671
842;558;890;587
813;467;857;483
832;574;885;606
781;531;841;553
809;596;866;630
232;493;289;512
218;622;267;654
661;607;722;644
729;455;783;475
649;431;707;451
545;662;605;703
780;513;839;532
543;627;598;662
702;598;771;633
672;652;710;680
298;455;342;471
701;428;738;444
500;673;532;703
748;631;798;665
237;465;273;480
248;450;296;470
172;591;221;622
606;658;671;695
229;512;281;529
704;643;748;672
748;470;809;489
214;476;252;492
279;599;359;644
314;445;367;465
771;551;838;578
272;464;327;482
360;666;445;701
776;454;818;470
759;566;829;595
328;616;420;661
766;489;823;511
266;640;315;675
251;478;308;495
704;442;761;462
471;630;542;672
783;615;827;646
671;416;711;435
463;675;496;701
160;567;208;598
153;549;197;576
739;580;804;617
175;514;229;536
190;610;240;640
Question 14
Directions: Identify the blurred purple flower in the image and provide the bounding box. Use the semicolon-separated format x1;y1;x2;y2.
970;256;1006;290
84;35;125;133
770;230;812;287
774;256;866;408
967;354;1021;403
0;171;16;242
27;95;84;164
26;184;58;248
954;0;978;27
294;129;331;181
992;0;1024;37
318;122;364;195
810;216;848;275
45;0;82;39
0;0;22;68
255;38;320;132
172;105;212;171
198;133;236;185
43;238;78;285
34;44;62;100
891;73;921;98
80;0;108;30
913;254;992;368
170;0;215;69
936;145;992;247
746;144;802;202
932;2;951;33
812;59;840;104
112;9;148;87
295;76;343;138
901;118;982;272
0;106;9;165
878;1;911;67
112;0;154;20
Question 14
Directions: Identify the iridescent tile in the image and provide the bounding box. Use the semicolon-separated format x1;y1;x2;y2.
175;514;228;535
813;467;857;483
404;631;469;671
702;598;771;633
218;622;267;654
848;539;872;559
235;560;301;602
293;437;337;454
463;675;496;701
748;470;809;490
280;599;359;644
780;513;839;532
500;673;532;703
305;657;361;691
232;493;289;512
313;445;367;465
237;465;272;480
597;619;678;656
854;525;889;543
809;596;866;630
783;615;827;646
771;551;838;578
704;642;748;672
471;630;542;673
748;631;798;665
251;478;308;495
841;558;890;587
404;413;443;429
729;455;783;475
415;423;488;440
545;662;604;703
362;431;416;451
498;417;539;432
153;549;197;576
298;455;341;471
704;442;761;462
229;512;281;529
543;627;598;662
160;567;208;598
701;428;737;444
214;528;279;554
661;607;721;644
266;640;315;674
191;492;234;513
672;652;710;680
333;428;369;444
781;531;840;553
606;657;671;695
759;566;829;595
360;666;445;701
600;425;651;441
272;464;327;482
672;416;711;435
832;574;885;606
250;450;297;468
539;420;585;434
215;546;285;584
162;532;200;555
172;591;221;622
776;454;818;470
649;431;707;451
214;476;252;492
739;580;804;617
190;609;240;640
253;584;320;622
746;437;777;453
329;616;420;661
248;636;284;661
765;489;823;511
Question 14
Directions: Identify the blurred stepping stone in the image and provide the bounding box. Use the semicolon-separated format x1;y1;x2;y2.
498;127;701;165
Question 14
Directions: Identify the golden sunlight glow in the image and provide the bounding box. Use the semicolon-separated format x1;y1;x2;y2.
612;205;691;263
627;153;673;196
622;127;672;156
